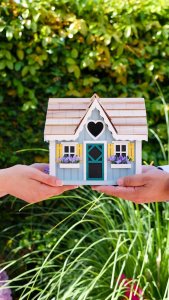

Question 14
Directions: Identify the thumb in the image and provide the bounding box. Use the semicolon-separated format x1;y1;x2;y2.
117;174;145;187
31;169;63;187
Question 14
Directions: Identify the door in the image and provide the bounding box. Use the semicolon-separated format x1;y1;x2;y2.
86;143;104;180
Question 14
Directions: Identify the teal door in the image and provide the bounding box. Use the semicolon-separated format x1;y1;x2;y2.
86;144;104;180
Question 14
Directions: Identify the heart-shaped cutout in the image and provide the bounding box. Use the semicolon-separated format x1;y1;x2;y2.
87;121;104;138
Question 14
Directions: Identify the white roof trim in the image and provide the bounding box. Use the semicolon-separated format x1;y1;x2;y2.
75;98;117;138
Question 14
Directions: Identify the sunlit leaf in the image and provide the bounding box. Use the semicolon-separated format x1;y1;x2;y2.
22;9;29;19
17;49;24;60
71;48;78;58
6;28;13;40
124;26;131;38
0;25;5;32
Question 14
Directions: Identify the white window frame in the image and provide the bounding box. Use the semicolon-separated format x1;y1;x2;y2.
110;141;131;168
61;142;78;157
60;142;80;168
114;141;128;157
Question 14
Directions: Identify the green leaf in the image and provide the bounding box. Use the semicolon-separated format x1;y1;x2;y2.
0;60;6;70
6;60;13;70
117;44;124;57
66;58;76;65
22;101;30;111
5;50;12;60
21;66;29;77
29;66;36;75
124;26;131;38
71;49;78;58
17;49;24;60
33;13;40;22
6;28;13;41
0;25;5;33
22;9;29;19
74;65;80;79
18;83;24;97
15;61;23;71
0;51;5;59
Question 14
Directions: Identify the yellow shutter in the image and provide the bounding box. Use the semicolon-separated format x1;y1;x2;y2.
108;143;114;157
128;142;135;161
56;144;63;162
76;144;82;159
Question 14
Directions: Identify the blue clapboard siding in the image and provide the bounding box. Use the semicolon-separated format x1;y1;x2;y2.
55;108;136;185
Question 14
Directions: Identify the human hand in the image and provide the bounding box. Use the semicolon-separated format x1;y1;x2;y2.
0;164;78;203
92;165;169;203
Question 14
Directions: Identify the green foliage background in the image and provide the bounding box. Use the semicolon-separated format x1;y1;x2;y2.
1;0;169;166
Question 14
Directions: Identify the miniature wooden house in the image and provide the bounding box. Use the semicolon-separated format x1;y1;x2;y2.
44;94;148;185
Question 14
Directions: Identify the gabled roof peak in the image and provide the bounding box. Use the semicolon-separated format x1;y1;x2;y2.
91;93;100;102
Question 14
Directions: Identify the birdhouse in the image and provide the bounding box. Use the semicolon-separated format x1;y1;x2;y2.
44;94;148;185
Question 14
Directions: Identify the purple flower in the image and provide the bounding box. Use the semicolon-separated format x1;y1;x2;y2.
44;166;49;174
59;155;80;163
108;155;131;164
0;270;12;300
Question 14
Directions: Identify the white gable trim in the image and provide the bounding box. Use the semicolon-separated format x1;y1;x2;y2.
75;99;117;138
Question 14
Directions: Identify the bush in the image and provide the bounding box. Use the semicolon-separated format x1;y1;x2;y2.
0;0;169;166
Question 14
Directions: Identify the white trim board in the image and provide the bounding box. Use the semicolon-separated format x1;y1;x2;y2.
135;141;142;174
49;140;56;176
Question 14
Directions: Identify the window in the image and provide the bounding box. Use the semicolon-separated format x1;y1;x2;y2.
115;144;127;157
63;145;75;157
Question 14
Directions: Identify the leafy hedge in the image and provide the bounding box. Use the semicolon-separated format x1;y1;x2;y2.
1;0;169;166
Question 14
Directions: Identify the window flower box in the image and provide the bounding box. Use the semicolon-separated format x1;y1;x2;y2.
59;155;80;168
108;155;132;168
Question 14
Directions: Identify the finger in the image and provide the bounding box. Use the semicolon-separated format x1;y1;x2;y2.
31;169;63;187
117;174;146;187
92;186;141;201
30;163;49;172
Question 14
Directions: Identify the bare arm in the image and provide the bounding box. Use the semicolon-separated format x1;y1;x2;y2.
0;164;77;203
92;166;169;203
